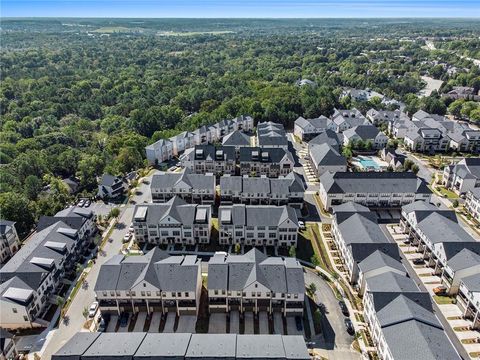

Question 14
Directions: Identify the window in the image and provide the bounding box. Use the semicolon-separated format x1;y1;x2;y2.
172;292;176;297
147;291;151;296
185;292;189;297
131;291;136;296
103;291;107;296
214;290;218;295
177;292;182;297
23;316;29;322
141;291;145;296
12;308;17;313
156;291;161;296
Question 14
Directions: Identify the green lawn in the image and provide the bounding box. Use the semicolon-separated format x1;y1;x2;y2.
435;186;459;199
433;295;456;305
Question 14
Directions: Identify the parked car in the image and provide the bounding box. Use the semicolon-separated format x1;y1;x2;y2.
412;258;425;265
433;286;447;296
339;301;349;316
298;221;306;230
88;301;99;318
77;199;86;207
84;199;91;207
123;233;132;243
129;224;134;233
403;239;410;244
295;316;303;331
119;312;129;327
344;318;355;335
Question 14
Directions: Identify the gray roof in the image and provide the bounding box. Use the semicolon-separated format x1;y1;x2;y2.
309;143;347;167
320;171;431;195
367;109;409;123
222;131;251;147
416;212;477;245
446;248;480;272
134;333;191;358
185;334;236;359
151;169;215;192
52;332;100;360
358;249;405;274
236;335;284;359
336;213;390;245
343;124;383;141
220;175;243;194
281;335;310;359
257;122;288;147
332;202;370;213
0;220;15;235
239;147;294;164
82;333;146;359
308;130;343;151
365;272;419;293
220;173;305;197
295;116;330;130
461;273;480;292
219;204;298;228
99;174;123;187
242;177;270;195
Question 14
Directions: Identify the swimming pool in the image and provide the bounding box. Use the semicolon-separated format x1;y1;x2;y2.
353;156;387;171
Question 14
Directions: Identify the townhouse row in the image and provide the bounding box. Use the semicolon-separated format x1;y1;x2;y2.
330;202;462;360
0;207;96;329
443;157;480;194
145;115;254;165
319;171;432;211
53;332;309;360
94;248;305;317
180;144;295;177
0;220;20;264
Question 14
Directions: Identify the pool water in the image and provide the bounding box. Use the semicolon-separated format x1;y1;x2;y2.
353;156;383;170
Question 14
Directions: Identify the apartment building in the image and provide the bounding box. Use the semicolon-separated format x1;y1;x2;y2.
38;206;96;241
0;220;20;264
309;143;347;178
330;108;368;133
94;248;202;316
222;130;251;150
132;196;211;245
0;222;86;329
219;172;305;208
293;115;331;141
150;169;215;205
207;249;305;315
0;329;18;360
456;275;480;330
256;121;288;149
443;158;480;194
239;147;294;177
366;109;409;126
308;129;343;152
465;188;480;222
218;204;299;247
400;201;480;295
145;138;174;165
180;145;237;176
319;172;432;211
53;333;309;360
169;131;195;157
342;125;389;149
97;174;126;199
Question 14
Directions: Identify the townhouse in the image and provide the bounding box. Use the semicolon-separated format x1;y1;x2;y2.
145;138;173;165
256;121;289;149
218;204;299;247
150;169;215;205
380;148;406;170
340;88;385;102
319;171;432;211
0;220;20;264
97;174;126;199
38;206;96;241
94;248;202;316
465;187;480;222
443;86;480;101
132;196;211;245
169;131;195;157
0;329;17;360
343;125;389;149
456;274;480;330
53;333;309;360
0;222;86;329
443;157;480;194
293;115;331;141
309;143;347;178
330;108;369;133
308;129;343;152
331;202;400;285
366;109;409;126
180;145;237;176
400;201;480;295
239;147;294;177
207;249;305;315
219;172;305;208
222;130;251;150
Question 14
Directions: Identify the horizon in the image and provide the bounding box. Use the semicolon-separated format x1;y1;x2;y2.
2;0;480;18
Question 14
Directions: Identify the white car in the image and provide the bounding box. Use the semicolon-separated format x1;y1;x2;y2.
123;233;132;243
88;301;99;318
128;225;134;233
298;221;306;230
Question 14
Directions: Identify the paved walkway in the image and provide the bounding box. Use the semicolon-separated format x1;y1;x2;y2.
133;312;147;332
259;312;269;334
230;311;240;334
163;313;175;333
244;312;254;334
209;313;227;333
273;312;284;335
148;312;161;333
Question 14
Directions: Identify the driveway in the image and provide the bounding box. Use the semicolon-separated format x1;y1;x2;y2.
106;314;118;332
133;312;147;332
286;316;302;336
163;312;176;333
244;312;254;334
259;312;269;334
176;315;196;333
209;313;227;333
230;311;240;334
273;312;284;335
149;312;161;333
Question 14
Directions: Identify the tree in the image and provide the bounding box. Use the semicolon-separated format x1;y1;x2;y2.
24;175;43;200
82;306;89;320
234;243;241;254
411;164;420;175
108;207;120;218
311;254;320;267
307;283;317;297
403;159;414;171
289;246;296;258
0;192;35;237
452;199;459;208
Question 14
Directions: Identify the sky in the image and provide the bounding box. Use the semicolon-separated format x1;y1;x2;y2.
2;0;480;18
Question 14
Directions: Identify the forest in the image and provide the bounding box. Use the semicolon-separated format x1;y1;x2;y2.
1;18;480;236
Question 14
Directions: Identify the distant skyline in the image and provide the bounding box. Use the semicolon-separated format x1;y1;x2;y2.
2;0;480;18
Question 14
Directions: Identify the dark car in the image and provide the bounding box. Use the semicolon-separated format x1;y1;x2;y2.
98;317;107;332
339;301;349;316
119;312;129;327
412;258;425;265
295;316;303;331
344;318;355;335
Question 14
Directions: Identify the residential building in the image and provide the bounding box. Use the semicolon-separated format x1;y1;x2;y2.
400;201;480;295
132;196;211;245
94;248;202;316
0;329;17;360
380;149;406;170
256;121;288;149
456;274;480;330
465;188;480;222
443;158;480;194
0;222;86;329
330;108;368;133
218;204;299;247
443;86;480;101
343;125;389;149
366;109;409;126
319;172;432;211
97;174;126;199
145;138;174;165
239;147;294;177
220;172;305;208
38;206;96;241
150;169;215;205
169;131;196;157
180;145;236;176
309;143;347;178
207;249;305;315
293;116;331;141
0;221;20;265
308;129;344;152
340;88;384;102
222;130;251;150
53;333;309;360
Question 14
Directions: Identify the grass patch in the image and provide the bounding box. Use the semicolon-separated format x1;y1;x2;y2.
447;316;462;320
454;326;470;331
307;223;335;274
435;186;459;199
461;338;478;344
433;295;456;305
470;352;480;358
